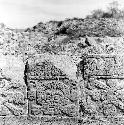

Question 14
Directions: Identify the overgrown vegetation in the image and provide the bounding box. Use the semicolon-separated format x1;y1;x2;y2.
86;1;124;19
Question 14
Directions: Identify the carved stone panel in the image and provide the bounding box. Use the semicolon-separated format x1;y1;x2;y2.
83;55;124;79
78;54;124;122
27;60;78;118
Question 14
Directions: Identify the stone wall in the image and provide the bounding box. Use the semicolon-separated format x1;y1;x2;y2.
1;53;124;124
24;53;124;124
78;54;124;124
0;55;27;116
26;56;79;119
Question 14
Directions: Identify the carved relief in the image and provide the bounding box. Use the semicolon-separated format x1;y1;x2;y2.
27;60;78;118
78;54;124;122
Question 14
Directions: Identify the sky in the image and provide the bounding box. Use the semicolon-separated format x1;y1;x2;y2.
0;0;124;28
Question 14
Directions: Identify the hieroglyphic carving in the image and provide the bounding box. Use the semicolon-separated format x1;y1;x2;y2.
78;54;124;123
27;60;78;118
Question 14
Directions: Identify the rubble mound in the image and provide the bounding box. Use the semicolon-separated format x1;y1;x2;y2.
1;18;124;125
26;18;124;37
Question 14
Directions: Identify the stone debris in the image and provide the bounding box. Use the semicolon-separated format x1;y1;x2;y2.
26;18;124;37
1;21;124;125
0;26;27;118
0;55;27;117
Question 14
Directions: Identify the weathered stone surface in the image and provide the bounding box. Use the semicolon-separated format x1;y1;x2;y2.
78;54;124;124
83;55;124;78
0;55;27;116
27;55;78;118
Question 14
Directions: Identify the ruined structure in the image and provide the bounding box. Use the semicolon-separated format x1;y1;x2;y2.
23;52;124;124
78;54;124;123
25;54;79;123
0;55;27;116
1;22;124;124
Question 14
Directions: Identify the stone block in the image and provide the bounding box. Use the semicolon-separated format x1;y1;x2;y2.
83;55;124;79
27;60;78;118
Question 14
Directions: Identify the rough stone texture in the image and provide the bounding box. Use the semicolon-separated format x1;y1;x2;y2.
78;54;124;124
26;54;78;118
0;55;27;116
2;22;124;124
25;53;124;124
83;55;124;78
26;18;124;37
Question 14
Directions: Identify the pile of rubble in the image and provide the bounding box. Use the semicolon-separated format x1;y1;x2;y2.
1;19;124;125
26;18;124;37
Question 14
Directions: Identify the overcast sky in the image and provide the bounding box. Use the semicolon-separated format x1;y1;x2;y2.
0;0;123;28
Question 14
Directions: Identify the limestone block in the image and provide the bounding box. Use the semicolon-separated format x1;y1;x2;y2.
27;57;78;118
0;55;27;116
83;55;124;78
